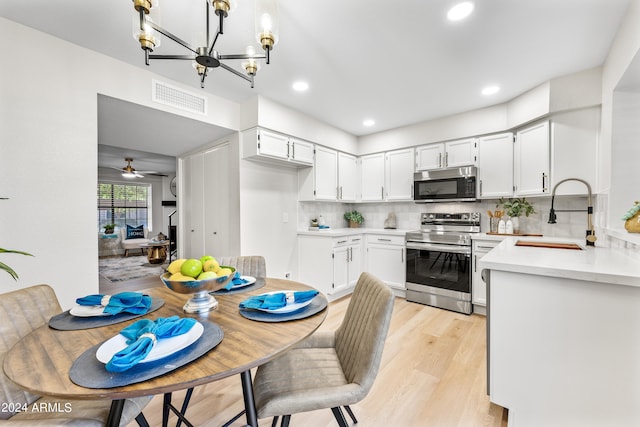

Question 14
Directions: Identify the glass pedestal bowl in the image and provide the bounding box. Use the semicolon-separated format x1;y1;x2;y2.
160;266;236;313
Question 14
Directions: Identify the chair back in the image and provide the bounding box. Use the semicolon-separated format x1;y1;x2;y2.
334;272;394;394
0;284;62;419
217;256;266;278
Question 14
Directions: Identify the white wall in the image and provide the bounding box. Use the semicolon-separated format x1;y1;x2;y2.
0;17;241;309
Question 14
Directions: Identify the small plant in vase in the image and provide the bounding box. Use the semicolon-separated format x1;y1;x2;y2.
344;210;364;228
497;198;536;234
103;224;116;234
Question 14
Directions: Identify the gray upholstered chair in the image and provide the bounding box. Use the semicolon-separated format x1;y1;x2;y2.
0;284;151;426
217;255;267;279
252;272;395;427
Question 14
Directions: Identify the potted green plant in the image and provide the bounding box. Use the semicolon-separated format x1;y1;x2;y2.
497;197;536;233
103;223;116;234
1;248;33;281
344;210;364;228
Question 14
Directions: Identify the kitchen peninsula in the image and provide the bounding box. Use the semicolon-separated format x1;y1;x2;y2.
480;237;640;427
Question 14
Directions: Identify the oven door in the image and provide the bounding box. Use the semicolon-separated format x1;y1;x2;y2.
405;242;472;314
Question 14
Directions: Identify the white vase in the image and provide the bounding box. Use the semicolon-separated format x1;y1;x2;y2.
511;217;520;234
505;219;514;234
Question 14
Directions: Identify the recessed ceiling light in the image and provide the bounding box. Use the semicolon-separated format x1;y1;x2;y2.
363;119;375;127
292;81;309;92
481;85;500;95
447;2;474;21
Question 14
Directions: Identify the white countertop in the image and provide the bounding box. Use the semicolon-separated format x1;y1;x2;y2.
471;233;510;242
297;227;411;237
480;236;640;287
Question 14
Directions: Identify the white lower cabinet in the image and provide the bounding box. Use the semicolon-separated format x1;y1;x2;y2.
471;238;501;314
365;234;406;291
298;234;362;299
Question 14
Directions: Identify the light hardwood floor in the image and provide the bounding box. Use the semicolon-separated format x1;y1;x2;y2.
112;274;508;427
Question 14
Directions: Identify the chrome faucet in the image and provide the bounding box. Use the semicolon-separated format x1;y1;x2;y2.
548;178;597;246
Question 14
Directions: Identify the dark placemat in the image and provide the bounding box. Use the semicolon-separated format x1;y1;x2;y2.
69;320;223;389
48;297;165;331
239;294;328;322
211;277;266;296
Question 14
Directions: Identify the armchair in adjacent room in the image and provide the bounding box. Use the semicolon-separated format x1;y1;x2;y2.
120;225;150;257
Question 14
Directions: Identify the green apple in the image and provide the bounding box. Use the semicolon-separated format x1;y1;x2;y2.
197;271;217;280
200;255;214;265
180;258;203;278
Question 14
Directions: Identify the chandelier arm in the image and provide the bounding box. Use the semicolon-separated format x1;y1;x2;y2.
219;62;252;83
218;53;267;60
147;21;199;55
149;55;197;60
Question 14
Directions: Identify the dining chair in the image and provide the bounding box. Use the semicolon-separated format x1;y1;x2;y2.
251;271;395;427
0;284;152;426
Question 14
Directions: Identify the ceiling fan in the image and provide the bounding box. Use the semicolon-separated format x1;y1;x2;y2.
113;158;168;179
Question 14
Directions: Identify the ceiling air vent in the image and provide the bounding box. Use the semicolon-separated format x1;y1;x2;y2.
152;79;207;115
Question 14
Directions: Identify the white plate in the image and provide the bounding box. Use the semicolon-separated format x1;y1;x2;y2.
95;321;204;364
70;305;111;317
253;291;314;314
231;276;256;289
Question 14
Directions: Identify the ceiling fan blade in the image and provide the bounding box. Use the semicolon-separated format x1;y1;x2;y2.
138;171;169;177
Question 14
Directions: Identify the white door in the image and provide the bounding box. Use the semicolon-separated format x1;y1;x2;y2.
360;153;385;201
478;133;514;198
258;129;289;160
332;245;349;294
338;152;358;201
348;239;363;288
415;143;444;171
385;148;414;201
445;138;477;168
290;138;314;165
203;144;230;258
515;121;550;196
314;146;338;200
183;152;204;258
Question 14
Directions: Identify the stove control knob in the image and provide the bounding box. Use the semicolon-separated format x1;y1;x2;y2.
461;213;469;220
428;213;435;220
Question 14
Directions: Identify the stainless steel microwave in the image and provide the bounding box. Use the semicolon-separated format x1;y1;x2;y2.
413;166;477;202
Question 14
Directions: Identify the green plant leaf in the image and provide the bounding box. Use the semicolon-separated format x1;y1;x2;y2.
0;261;19;280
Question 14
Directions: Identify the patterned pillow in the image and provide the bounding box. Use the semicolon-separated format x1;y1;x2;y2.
125;225;145;240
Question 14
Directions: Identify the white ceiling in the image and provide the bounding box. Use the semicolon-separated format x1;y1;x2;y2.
0;0;631;170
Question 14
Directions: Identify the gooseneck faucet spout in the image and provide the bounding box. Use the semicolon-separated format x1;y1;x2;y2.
548;178;597;246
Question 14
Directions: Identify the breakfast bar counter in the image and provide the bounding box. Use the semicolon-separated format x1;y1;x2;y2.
480;237;640;426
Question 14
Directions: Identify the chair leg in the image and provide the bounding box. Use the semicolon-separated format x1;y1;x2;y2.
271;416;279;427
124;249;129;257
135;412;150;427
343;405;358;424
331;407;349;427
280;415;291;427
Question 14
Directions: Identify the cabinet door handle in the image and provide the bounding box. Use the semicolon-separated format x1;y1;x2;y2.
287;141;290;159
381;186;384;200
542;173;548;192
474;255;477;273
349;247;353;262
378;238;392;242
340;186;343;199
438;153;442;168
337;240;347;244
444;152;449;167
292;142;295;159
401;249;404;263
479;180;483;197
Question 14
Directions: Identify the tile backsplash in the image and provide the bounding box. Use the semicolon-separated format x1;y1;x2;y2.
299;195;599;240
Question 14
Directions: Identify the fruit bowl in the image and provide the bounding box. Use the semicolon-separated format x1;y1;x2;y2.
160;266;236;313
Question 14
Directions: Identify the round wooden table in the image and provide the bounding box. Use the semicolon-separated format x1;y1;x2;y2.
3;278;327;426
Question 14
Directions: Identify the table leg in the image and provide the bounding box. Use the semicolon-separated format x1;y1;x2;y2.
106;399;125;427
241;370;258;427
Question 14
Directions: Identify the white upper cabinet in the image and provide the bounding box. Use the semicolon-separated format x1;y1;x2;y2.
514;121;550;196
360;153;385;201
416;139;477;171
242;128;313;167
385;148;414;201
314;146;339;200
338;152;358;201
477;133;514;198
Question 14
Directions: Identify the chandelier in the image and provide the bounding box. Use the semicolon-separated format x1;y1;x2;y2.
132;0;279;88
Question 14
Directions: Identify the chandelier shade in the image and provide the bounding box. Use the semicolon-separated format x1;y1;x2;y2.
131;0;278;88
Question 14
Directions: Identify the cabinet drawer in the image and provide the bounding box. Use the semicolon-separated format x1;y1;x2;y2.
473;239;501;251
366;234;405;246
333;235;363;247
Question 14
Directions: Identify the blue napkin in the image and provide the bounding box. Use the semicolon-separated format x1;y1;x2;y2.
105;316;197;372
223;272;250;290
239;290;318;310
75;292;152;315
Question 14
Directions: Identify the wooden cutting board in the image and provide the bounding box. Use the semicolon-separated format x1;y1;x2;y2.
487;232;543;237
515;240;582;250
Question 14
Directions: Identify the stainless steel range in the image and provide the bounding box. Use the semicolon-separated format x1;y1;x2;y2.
405;212;480;315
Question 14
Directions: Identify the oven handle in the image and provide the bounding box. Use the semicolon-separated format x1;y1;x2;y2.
406;242;471;255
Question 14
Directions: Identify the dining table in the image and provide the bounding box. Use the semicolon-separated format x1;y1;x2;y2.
2;277;328;427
